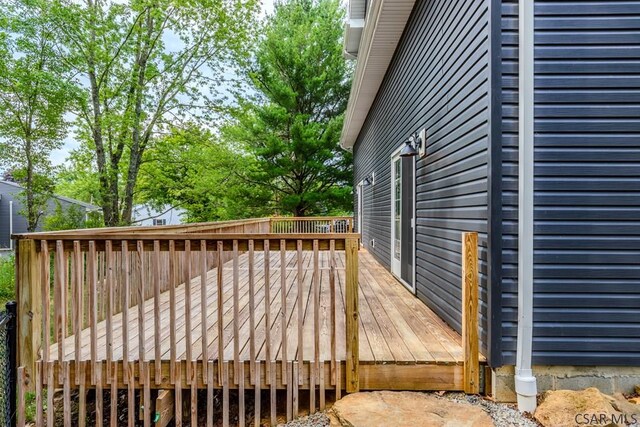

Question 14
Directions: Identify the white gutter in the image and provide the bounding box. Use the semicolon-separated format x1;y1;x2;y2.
339;0;417;149
515;0;537;413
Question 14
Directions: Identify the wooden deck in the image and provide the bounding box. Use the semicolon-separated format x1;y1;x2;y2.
47;249;471;390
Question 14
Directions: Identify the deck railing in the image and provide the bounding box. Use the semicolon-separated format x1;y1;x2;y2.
14;218;359;426
270;216;353;234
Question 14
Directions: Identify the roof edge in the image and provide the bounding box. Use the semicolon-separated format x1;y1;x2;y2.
340;0;417;149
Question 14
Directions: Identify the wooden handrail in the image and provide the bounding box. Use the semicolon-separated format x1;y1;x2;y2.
16;230;361;404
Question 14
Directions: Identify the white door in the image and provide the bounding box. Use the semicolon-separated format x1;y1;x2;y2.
356;182;363;237
390;152;415;292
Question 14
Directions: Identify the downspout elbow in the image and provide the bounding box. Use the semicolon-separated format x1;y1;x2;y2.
515;369;537;413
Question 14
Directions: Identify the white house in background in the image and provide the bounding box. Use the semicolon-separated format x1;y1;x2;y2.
132;204;185;226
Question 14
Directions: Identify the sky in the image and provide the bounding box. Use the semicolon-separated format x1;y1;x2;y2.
49;0;276;167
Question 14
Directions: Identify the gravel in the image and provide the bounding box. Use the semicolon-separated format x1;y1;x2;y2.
438;392;540;427
280;411;330;427
280;392;541;427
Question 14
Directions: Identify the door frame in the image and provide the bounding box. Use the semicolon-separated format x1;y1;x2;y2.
356;181;364;246
390;147;416;293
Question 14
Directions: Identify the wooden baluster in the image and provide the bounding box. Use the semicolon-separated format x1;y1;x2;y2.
185;240;192;383
254;362;261;427
60;360;71;427
248;240;256;384
270;360;277;426
88;241;99;385
201;239;208;383
207;360;215;427
222;361;229;427
175;361;182;427
143;361;150;427
46;362;54;427
319;359;326;410
190;361;198;427
263;240;271;383
329;240;336;385
217;241;224;385
153;240;162;384
233;240;240;384
96;361;103;427
310;359;316;414
336;361;341;400
280;240;287;384
296;239;303;384
106;240;114;382
54;240;66;384
41;241;50;378
35;361;43;427
17;367;25;427
238;361;245;427
121;241;130;383
73;241;83;385
127;362;135;427
78;361;86;427
313;239;320;387
110;363;117;427
169;240;177;384
136;240;146;377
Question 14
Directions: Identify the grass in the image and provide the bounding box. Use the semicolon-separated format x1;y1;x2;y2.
0;254;15;307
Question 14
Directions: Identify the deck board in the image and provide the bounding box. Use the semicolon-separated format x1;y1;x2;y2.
49;249;467;367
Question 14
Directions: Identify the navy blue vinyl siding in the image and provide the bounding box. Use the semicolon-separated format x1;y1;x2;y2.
353;0;491;353
499;0;519;366
501;1;640;366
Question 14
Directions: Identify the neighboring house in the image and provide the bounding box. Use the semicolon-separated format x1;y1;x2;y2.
342;0;639;409
132;204;185;226
0;180;100;250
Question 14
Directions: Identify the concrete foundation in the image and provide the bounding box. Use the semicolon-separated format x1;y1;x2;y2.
492;365;640;402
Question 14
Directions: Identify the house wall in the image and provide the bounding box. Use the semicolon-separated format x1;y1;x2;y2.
500;1;640;366
0;183;28;249
0;181;96;248
133;205;185;226
353;0;491;354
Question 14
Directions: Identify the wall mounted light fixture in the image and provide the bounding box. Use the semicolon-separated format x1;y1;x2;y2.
363;171;375;186
399;129;427;158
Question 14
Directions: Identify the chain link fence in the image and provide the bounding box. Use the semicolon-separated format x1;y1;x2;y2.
0;303;16;427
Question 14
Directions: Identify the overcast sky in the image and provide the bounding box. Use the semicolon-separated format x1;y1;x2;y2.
49;0;276;167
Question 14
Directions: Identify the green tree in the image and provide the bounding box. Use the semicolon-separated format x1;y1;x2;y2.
138;125;273;222
227;0;353;217
0;0;77;231
43;0;259;226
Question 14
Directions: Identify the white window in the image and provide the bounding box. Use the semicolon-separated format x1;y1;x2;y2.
153;219;167;226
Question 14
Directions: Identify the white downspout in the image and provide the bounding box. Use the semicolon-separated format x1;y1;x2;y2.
9;200;13;251
516;0;537;413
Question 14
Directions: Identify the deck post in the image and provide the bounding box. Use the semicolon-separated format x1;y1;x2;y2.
345;237;359;393
16;238;42;391
462;232;479;394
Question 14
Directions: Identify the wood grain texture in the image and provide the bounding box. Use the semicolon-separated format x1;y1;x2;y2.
462;232;479;394
15;240;41;392
17;366;26;427
155;390;174;427
344;238;359;393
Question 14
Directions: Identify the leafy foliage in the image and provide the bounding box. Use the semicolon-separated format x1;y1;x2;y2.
0;0;78;231
227;0;353;216
42;0;260;225
43;201;103;231
0;255;15;307
138;125;273;222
